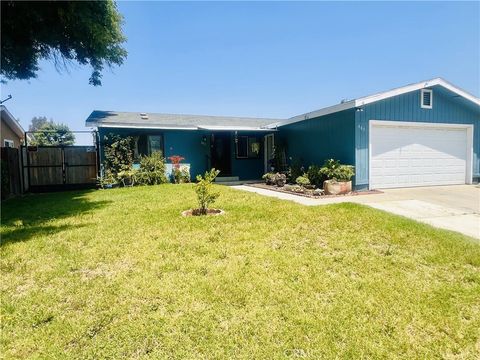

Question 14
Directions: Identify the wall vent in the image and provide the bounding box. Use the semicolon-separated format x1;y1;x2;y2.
140;112;149;119
421;89;433;109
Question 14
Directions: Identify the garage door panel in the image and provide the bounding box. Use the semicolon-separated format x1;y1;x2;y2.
370;123;468;189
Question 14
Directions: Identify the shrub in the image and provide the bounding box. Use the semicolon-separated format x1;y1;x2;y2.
117;169;138;187
296;175;310;187
287;158;304;183
103;134;135;177
194;168;220;215
306;165;325;188
320;159;355;182
136;152;168;185
263;172;286;187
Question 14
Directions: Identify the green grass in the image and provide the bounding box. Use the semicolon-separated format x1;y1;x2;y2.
1;185;479;359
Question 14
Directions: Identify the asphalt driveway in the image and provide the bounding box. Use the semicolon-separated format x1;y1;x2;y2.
234;184;480;239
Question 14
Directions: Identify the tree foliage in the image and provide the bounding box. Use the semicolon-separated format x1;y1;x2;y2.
102;133;135;176
30;121;75;146
29;116;49;132
194;169;220;215
1;1;127;86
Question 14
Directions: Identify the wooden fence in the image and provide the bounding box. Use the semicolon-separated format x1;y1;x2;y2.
1;147;22;199
22;145;98;192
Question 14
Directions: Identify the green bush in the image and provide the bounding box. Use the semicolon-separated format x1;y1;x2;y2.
287;159;303;183
295;175;310;187
136;152;168;185
173;166;191;184
194;169;220;215
306;165;325;187
320;159;355;182
103;133;135;177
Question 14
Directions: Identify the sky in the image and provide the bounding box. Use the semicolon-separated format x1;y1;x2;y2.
1;1;479;145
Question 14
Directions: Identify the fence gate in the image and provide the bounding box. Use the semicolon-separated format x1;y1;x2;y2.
22;145;98;192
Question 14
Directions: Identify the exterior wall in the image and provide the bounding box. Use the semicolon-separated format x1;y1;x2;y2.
277;109;356;168
1;119;22;148
355;86;480;187
98;128;269;180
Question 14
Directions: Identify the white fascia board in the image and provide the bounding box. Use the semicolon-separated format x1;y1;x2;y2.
355;78;480;107
94;123;198;130
197;125;275;131
269;78;480;129
266;100;356;128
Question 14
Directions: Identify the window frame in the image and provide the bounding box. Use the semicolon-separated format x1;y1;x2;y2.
3;139;14;148
235;135;261;159
421;89;433;109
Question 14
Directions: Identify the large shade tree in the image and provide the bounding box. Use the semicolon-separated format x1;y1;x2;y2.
1;1;127;85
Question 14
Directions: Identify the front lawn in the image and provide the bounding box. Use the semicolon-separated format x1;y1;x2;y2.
1;185;479;359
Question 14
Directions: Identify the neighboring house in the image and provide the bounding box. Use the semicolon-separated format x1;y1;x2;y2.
1;105;24;148
86;78;480;190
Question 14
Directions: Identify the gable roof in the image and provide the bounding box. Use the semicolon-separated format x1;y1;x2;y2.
85;78;479;131
266;77;480;128
86;110;280;131
1;105;25;138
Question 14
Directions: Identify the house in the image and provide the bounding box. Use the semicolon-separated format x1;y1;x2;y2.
1;105;25;148
86;78;480;190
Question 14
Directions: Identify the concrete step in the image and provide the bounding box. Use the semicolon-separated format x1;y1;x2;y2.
215;176;240;182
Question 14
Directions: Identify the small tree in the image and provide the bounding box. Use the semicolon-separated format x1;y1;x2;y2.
194;169;220;215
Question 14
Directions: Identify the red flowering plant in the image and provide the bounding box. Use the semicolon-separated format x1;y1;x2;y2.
168;155;190;183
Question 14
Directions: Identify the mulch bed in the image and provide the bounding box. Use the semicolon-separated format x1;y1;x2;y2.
181;208;226;217
248;183;383;198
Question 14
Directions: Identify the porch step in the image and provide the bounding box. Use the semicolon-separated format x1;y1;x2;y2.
215;176;240;183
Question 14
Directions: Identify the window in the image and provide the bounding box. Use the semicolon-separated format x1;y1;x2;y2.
421;89;433;109
3;139;14;148
148;135;163;156
135;134;164;158
236;136;260;159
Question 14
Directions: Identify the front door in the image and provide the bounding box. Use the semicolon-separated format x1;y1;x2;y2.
211;132;231;176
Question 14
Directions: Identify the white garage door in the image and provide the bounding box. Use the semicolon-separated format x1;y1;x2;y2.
370;122;470;189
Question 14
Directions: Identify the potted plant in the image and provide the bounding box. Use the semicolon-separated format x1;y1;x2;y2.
320;159;355;195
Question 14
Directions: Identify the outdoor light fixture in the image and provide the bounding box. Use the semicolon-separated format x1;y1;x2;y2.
201;135;207;146
234;131;238;143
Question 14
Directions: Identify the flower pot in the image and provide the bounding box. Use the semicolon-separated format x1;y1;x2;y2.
323;180;352;195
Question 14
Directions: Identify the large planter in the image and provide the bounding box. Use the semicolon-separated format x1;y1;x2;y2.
323;180;352;195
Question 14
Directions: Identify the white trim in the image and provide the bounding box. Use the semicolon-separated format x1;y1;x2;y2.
197;125;274;131
265;101;355;129
94;123;198;130
272;78;480;128
368;120;474;189
91;123;276;132
421;89;433;109
3;139;14;148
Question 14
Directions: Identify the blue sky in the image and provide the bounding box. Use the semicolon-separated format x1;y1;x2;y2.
1;1;479;144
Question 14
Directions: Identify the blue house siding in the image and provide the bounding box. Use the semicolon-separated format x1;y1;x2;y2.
355;86;480;186
278;109;356;169
98;128;268;180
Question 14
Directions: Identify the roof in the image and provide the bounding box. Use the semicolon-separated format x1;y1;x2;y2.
266;77;480;128
85;78;480;131
86;110;280;131
1;105;25;138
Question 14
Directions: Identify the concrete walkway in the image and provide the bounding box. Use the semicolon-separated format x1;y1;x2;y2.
232;185;480;239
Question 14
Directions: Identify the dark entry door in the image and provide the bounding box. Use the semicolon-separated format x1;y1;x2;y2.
211;132;231;176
